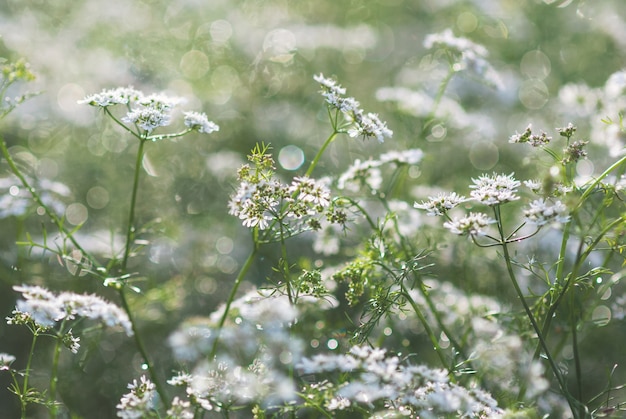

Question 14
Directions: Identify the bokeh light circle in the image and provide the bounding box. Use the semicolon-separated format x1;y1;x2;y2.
278;145;305;170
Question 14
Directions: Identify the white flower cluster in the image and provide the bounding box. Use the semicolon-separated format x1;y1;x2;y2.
509;124;552;147
0;352;15;371
79;86;219;135
298;345;503;417
414;192;468;216
228;175;333;232
337;148;423;193
424;29;503;90
314;73;393;143
167;358;295;414
443;212;496;237
415;172;570;238
403;280;552;407
7;284;133;337
116;376;156;419
166;289;337;413
469;173;521;206
523;199;569;226
182;111;220;134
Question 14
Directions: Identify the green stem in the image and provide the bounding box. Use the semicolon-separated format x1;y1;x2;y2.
279;221;294;304
305;131;338;177
21;331;38;419
49;334;63;418
209;244;259;359
401;283;455;377
494;206;577;415
575;153;626;212
378;195;470;366
536;216;624;360
0;136;98;267
424;65;455;130
571;306;583;410
121;138;147;272
117;288;169;408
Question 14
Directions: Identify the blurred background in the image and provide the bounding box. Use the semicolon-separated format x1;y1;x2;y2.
1;0;626;417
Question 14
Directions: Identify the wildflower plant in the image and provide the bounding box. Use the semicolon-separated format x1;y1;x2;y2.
2;7;626;418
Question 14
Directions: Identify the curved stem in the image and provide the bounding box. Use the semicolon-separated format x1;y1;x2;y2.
118;288;169;408
535;215;624;360
575;153;626;212
400;284;455;377
0;137;98;267
121;139;147;272
209;243;259;359
424;65;455;128
494;206;577;414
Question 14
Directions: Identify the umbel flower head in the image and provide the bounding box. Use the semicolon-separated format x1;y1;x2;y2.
314;73;393;143
414;192;468;216
443;212;495;236
7;284;133;336
469;173;521;206
79;86;219;136
524;199;570;226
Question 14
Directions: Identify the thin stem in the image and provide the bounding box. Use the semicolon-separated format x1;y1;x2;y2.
118;288;169;408
494;206;578;415
401;283;455;377
21;331;38;419
378;196;470;365
304;131;338;177
48;334;63;418
425;64;455;127
209;243;259;359
535;215;624;360
0;136;98;267
121;138;147;272
279;221;294;304
575;153;626;212
571;308;583;409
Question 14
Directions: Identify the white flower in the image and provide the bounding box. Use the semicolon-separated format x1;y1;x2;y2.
443;212;495;236
469;173;521;206
523;179;542;193
314;73;347;96
137;93;185;110
183;111;220;134
524;199;570;226
11;285;133;336
424;29;502;89
0;353;15;371
63;330;81;354
78;87;142;107
424;29;488;58
166;397;194;419
349;111;393;143
337;159;383;192
116;376;156;419
509;124;551;147
314;74;392;142
379;149;423;165
288;176;331;208
122;107;171;132
414;192;468;216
